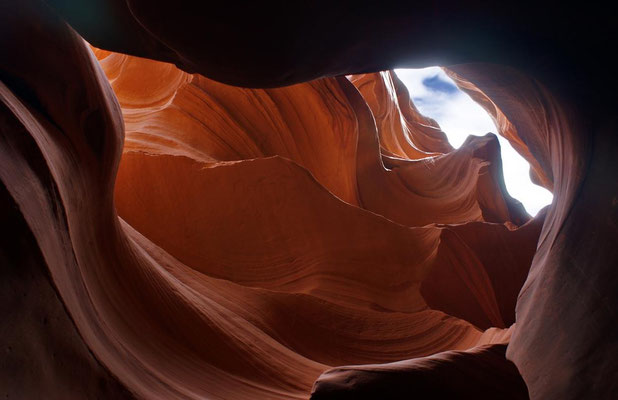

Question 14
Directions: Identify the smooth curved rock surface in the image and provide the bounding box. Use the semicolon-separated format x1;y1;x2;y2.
45;0;616;95
311;344;529;400
0;185;133;400
445;63;618;400
2;0;617;399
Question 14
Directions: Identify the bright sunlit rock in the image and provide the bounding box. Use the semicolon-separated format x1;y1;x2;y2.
395;67;553;216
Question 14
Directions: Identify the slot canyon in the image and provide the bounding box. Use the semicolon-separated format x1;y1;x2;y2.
1;1;616;399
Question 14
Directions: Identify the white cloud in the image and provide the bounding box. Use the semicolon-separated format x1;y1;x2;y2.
395;67;552;216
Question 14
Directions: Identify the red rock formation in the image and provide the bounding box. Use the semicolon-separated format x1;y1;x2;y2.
2;1;617;399
311;344;529;399
446;64;618;400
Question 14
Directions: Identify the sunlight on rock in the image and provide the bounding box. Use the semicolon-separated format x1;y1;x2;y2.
396;67;553;216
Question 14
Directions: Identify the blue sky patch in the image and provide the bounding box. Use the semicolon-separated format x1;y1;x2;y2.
422;74;458;94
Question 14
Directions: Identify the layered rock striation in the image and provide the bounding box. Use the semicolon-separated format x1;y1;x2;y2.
1;1;616;399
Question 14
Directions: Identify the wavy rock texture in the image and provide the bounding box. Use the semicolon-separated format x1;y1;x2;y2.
311;344;529;399
445;64;618;400
2;1;617;399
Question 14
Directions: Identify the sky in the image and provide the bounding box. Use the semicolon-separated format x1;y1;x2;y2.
394;67;552;216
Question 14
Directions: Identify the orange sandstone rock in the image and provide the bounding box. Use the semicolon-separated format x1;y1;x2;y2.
4;1;616;399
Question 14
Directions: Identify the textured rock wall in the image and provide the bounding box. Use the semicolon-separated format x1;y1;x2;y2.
2;0;616;399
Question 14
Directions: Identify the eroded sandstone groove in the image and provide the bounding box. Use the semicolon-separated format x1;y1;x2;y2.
1;1;616;399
